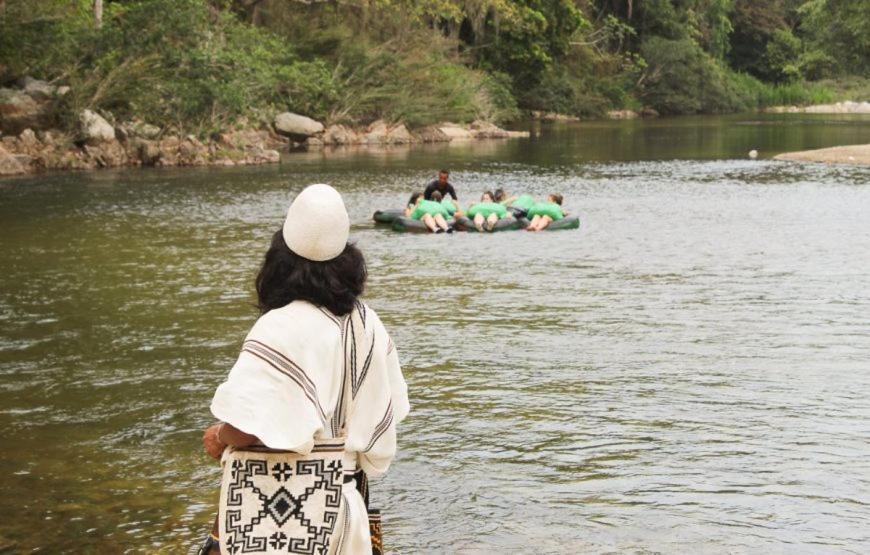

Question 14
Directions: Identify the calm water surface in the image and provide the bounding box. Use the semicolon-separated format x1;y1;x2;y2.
1;114;869;553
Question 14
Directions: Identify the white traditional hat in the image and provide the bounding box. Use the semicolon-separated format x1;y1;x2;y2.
282;184;350;261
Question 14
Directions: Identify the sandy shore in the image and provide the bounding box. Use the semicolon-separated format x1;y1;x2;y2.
774;143;870;165
766;101;870;114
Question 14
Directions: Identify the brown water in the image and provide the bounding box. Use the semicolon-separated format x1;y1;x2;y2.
1;114;869;553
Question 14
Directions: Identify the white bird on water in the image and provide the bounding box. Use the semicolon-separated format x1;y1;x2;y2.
748;149;759;159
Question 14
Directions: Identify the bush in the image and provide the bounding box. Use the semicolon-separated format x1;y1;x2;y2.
762;30;802;83
639;37;750;114
0;0;343;134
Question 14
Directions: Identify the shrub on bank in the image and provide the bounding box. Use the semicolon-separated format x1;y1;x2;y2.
0;0;515;136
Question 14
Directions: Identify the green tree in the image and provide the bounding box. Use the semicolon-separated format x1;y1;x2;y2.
799;0;870;76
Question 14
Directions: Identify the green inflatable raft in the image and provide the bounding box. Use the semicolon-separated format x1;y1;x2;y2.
373;209;405;225
517;215;580;231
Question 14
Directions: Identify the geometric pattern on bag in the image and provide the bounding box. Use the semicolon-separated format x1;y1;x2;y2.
220;440;345;555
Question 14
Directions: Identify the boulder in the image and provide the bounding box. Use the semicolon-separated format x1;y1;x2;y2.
438;123;473;140
18;129;40;150
157;136;181;166
386;123;412;144
83;141;127;168
639;107;660;118
363;120;389;144
246;147;280;164
79;110;116;144
178;137;208;166
607;109;638;119
322;124;358;145
19;77;56;100
133;139;161;166
0;144;26;175
470;120;509;139
414;125;450;143
273;112;324;141
505;130;530;138
128;121;161;140
0;88;51;134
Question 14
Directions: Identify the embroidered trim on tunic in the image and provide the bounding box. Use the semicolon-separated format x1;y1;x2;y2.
242;339;327;423
352;330;376;399
356;302;367;327
363;402;393;453
331;316;352;436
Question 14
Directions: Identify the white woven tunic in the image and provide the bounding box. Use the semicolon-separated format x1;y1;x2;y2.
211;300;409;553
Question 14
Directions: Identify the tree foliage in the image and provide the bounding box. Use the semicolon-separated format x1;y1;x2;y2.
0;0;867;129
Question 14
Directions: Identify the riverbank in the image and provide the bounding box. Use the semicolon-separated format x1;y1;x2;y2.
765;101;870;114
0;79;528;177
774;143;870;165
0;120;528;177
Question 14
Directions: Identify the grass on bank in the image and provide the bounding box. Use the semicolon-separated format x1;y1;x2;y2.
0;0;516;136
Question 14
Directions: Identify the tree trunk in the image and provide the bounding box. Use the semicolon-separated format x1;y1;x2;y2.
93;0;103;28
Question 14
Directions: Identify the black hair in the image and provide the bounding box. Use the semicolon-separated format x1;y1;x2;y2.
550;193;563;205
255;229;366;316
493;188;506;202
431;190;443;202
408;191;423;207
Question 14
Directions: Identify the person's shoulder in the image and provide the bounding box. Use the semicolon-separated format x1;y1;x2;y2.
251;302;340;338
359;303;388;330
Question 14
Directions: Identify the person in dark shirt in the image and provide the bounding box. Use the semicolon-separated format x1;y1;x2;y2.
424;169;458;201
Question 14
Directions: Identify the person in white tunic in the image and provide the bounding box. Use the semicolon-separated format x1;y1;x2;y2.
201;184;409;554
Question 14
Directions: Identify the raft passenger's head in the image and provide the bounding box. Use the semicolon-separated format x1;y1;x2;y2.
438;169;449;184
431;190;443;202
257;184;366;317
549;193;563;205
408;191;423;208
493;188;506;202
481;191;494;202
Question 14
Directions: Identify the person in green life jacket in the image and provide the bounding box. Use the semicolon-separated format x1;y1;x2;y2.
405;190;452;233
441;196;460;217
467;190;509;232
495;188;535;216
526;193;565;231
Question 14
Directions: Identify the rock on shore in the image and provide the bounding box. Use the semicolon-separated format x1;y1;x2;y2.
274;112;324;141
766;101;870;114
311;119;528;146
774;143;870;165
0;83;529;178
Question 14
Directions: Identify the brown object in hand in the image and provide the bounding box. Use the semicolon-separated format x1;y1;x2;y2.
369;509;383;555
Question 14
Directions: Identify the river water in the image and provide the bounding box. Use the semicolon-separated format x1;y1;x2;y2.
1;114;869;553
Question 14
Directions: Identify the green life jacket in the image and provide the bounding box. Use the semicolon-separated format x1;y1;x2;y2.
466;202;508;219
510;194;535;211
410;199;450;220
527;202;564;220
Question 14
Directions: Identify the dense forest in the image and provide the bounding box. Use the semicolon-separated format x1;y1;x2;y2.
1;0;868;135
